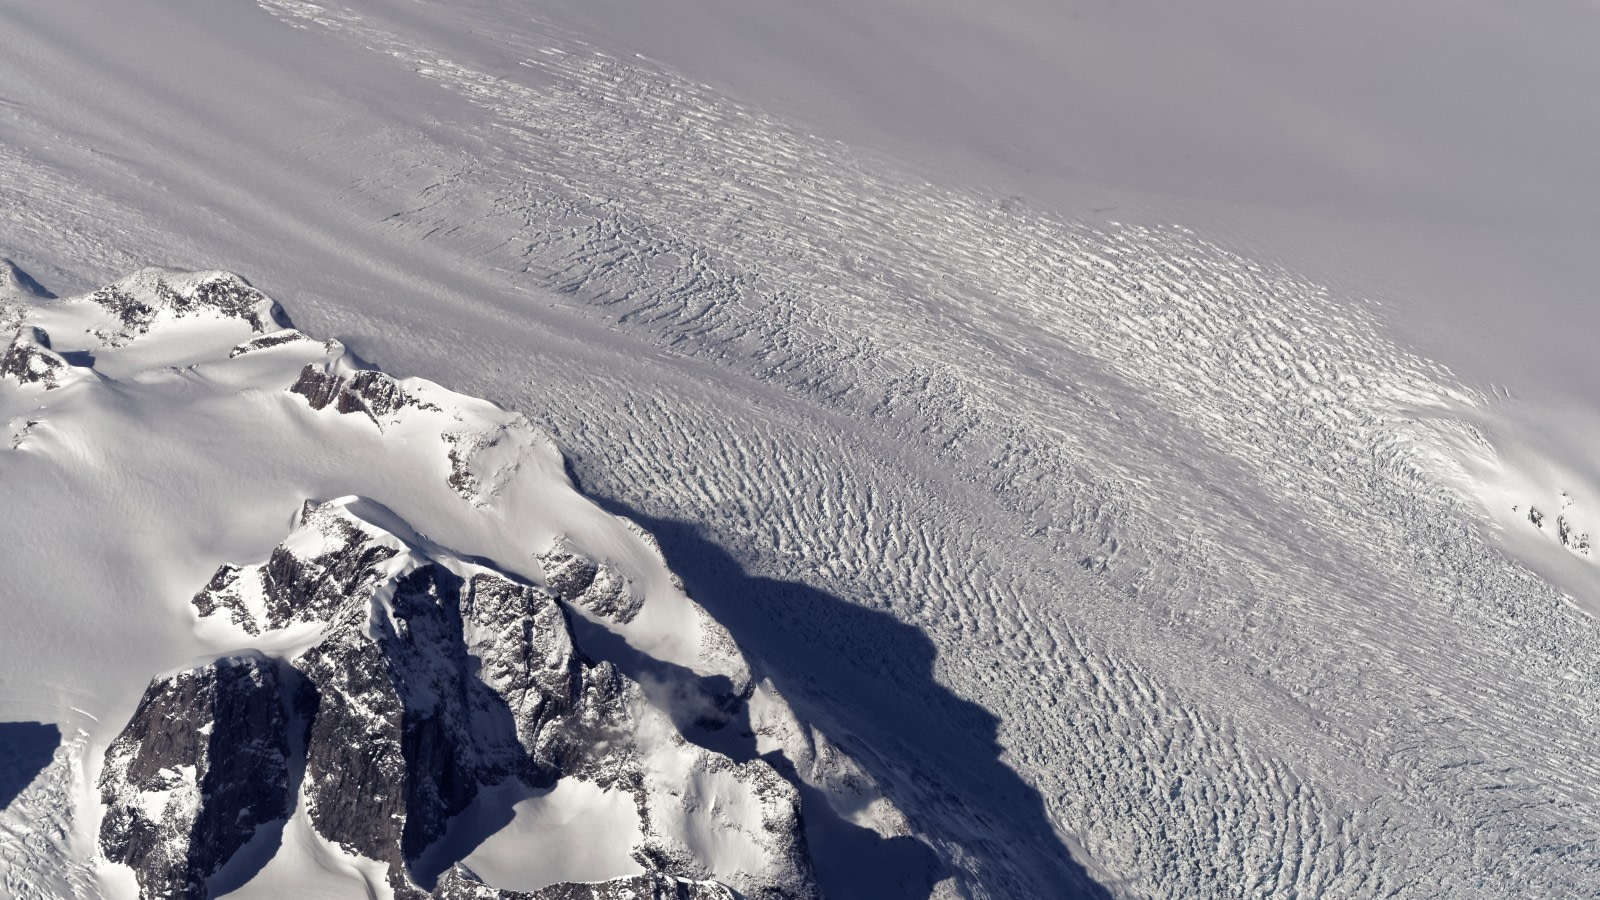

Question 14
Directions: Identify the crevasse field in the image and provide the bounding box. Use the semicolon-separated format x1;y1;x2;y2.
2;1;1598;898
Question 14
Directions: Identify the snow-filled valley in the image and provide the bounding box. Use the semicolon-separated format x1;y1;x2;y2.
2;1;1599;898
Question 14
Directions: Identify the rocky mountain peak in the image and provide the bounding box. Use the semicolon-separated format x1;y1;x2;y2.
103;497;820;899
1;327;74;390
98;654;293;900
87;268;286;346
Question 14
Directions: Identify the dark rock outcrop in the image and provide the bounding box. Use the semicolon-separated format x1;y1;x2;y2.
462;573;622;779
98;656;293;900
190;564;258;634
291;365;422;426
435;866;737;900
261;503;399;628
185;501;640;898
295;564;531;893
142;499;816;899
1;327;69;389
230;329;317;358
89;270;284;345
537;548;643;624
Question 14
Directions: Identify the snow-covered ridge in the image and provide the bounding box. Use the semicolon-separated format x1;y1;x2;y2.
84;267;287;347
113;498;811;899
0;266;906;900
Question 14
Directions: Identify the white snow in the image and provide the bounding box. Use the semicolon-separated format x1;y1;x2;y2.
2;0;1599;896
224;809;396;900
458;779;644;891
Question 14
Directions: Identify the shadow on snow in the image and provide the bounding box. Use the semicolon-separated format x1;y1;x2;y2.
0;721;60;812
579;490;1112;900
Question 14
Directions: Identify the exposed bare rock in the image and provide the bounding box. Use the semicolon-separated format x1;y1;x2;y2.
189;564;259;635
1;328;69;389
180;499;816;899
259;502;399;628
435;866;738;900
88;269;285;345
290;364;423;426
229;329;318;358
537;547;643;624
98;656;293;900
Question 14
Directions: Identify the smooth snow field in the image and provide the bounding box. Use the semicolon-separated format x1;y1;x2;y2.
2;1;1599;898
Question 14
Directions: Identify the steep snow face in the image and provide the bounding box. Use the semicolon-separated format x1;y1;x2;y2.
0;269;897;899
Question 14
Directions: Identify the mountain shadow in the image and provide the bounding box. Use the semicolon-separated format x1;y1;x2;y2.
0;721;60;811
581;491;1113;900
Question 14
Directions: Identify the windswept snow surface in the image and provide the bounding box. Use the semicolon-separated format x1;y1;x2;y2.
2;1;1599;898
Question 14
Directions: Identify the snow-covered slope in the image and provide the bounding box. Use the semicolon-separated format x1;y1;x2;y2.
0;268;912;899
2;1;1599;898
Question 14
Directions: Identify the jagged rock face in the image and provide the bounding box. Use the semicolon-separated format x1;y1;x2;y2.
88;269;283;345
435;866;737;900
171;499;820;900
539;550;599;602
98;656;292;900
461;573;618;778
1;328;69;390
290;364;425;426
189;504;591;896
262;506;400;628
295;563;550;891
190;507;403;635
11;266;858;900
188;565;257;634
538;548;643;624
229;329;318;358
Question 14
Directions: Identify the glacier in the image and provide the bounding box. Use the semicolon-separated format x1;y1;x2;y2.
2;0;1599;897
